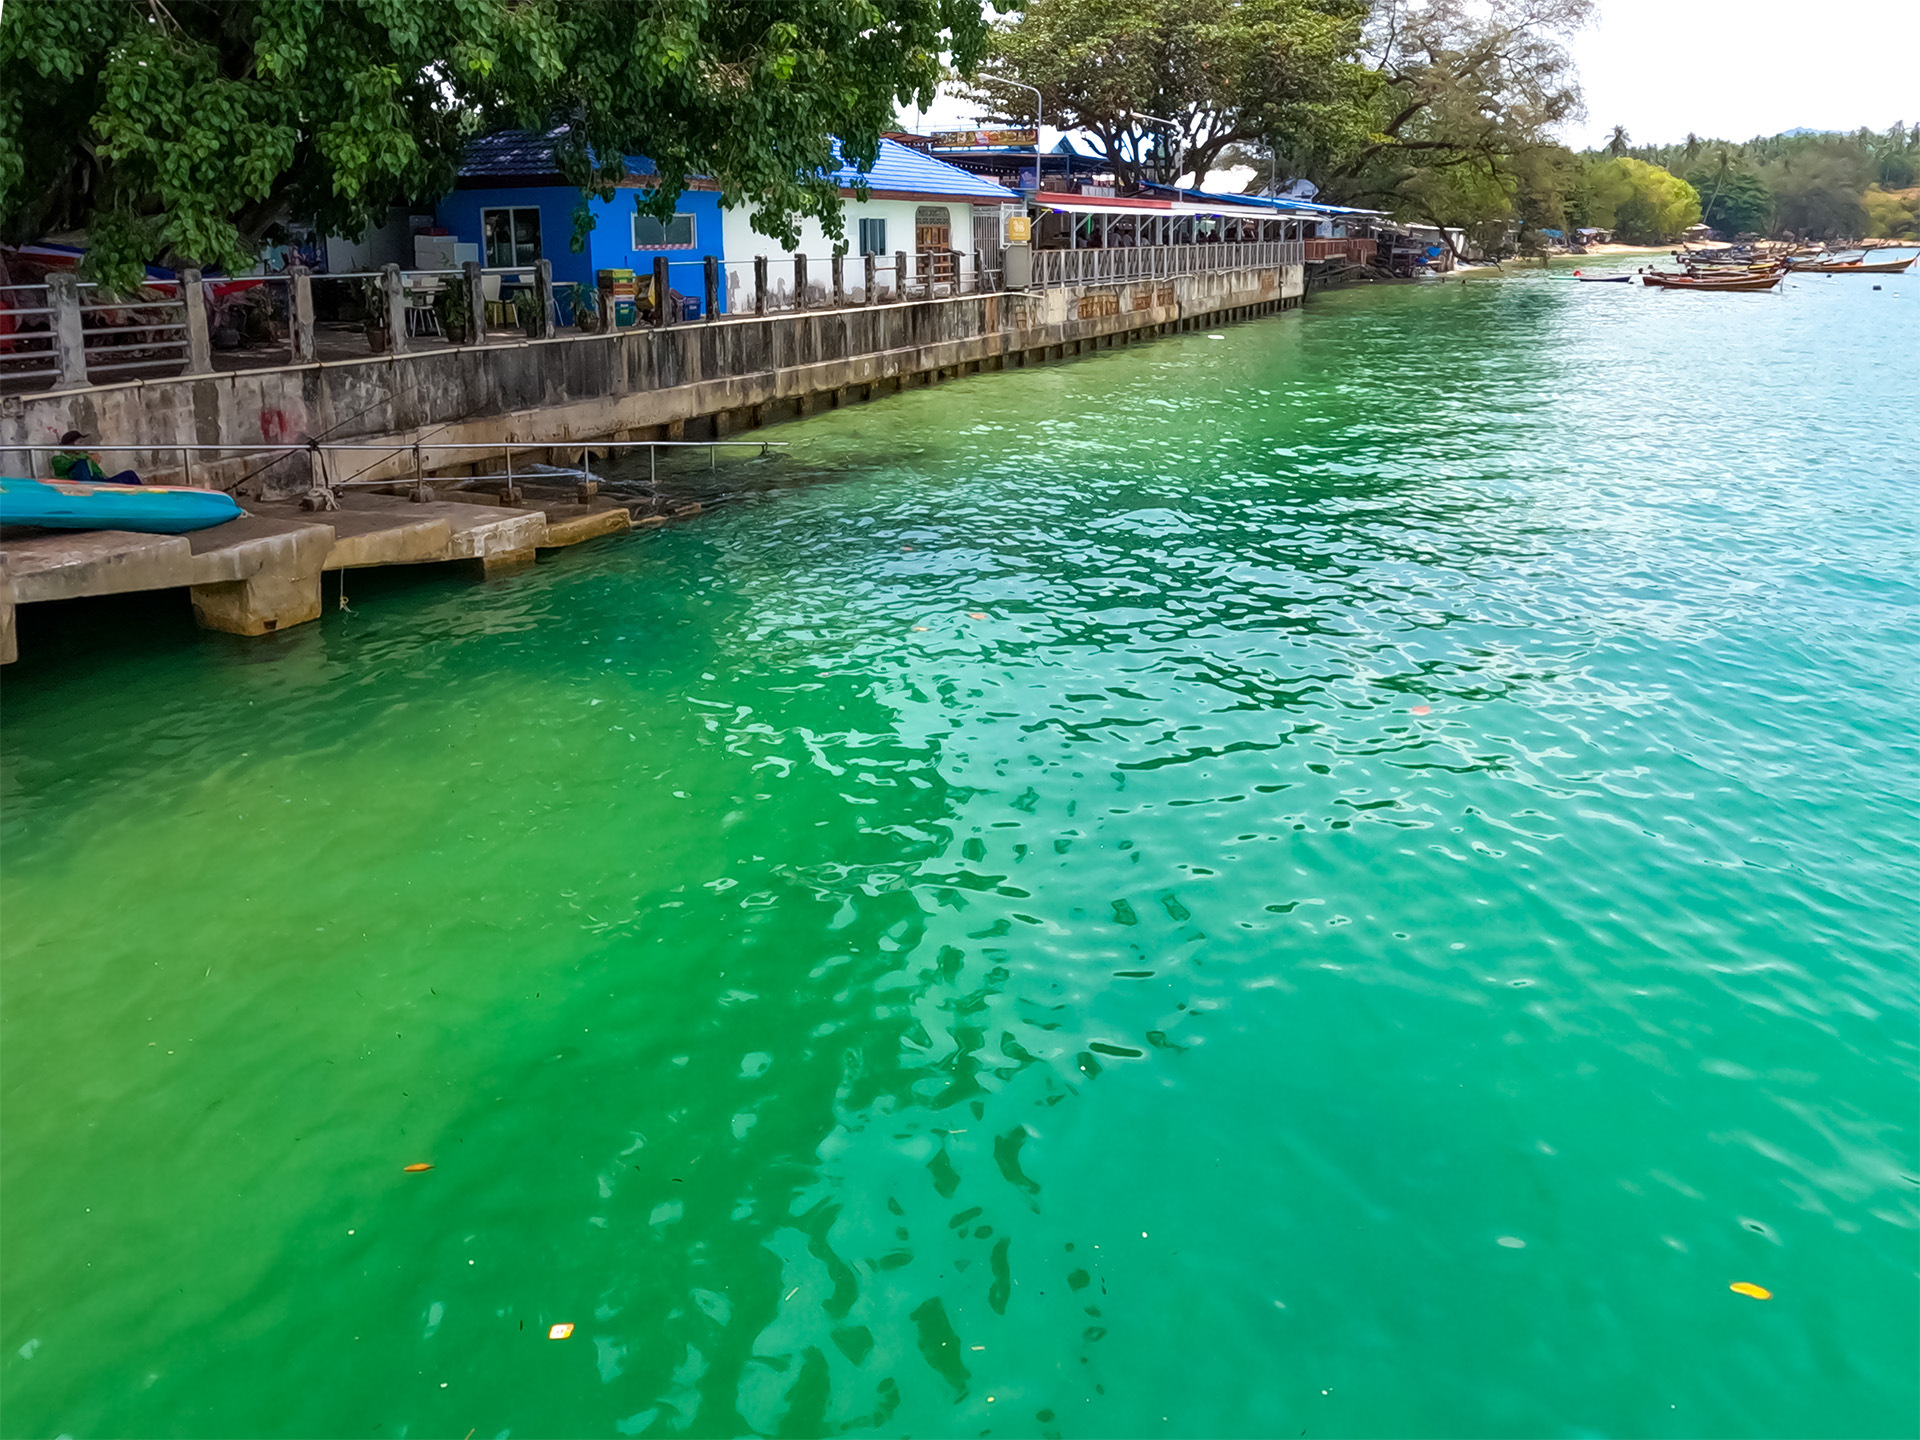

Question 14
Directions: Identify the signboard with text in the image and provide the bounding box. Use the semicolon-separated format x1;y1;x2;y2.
930;128;1041;150
1006;215;1032;244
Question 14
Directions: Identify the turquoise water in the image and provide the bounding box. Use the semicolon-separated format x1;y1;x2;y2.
3;257;1917;1438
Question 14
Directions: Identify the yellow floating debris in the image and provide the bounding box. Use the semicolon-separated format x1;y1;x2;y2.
1730;1282;1772;1300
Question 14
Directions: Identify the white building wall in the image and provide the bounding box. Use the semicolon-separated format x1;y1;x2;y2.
719;197;978;308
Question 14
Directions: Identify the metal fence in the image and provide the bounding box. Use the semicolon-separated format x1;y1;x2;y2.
1;277;196;388
2;437;788;503
1032;240;1305;288
2;239;1297;394
720;250;1000;314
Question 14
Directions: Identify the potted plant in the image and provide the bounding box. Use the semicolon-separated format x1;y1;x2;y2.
433;274;473;345
571;282;602;333
361;276;389;353
512;287;542;338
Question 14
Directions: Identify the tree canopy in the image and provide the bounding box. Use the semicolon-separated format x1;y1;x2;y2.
971;0;1593;254
1582;157;1699;242
1684;160;1772;237
1323;0;1592;251
967;0;1375;192
0;0;987;289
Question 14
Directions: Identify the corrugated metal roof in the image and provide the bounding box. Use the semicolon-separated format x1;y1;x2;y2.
828;139;1015;200
459;129;1011;201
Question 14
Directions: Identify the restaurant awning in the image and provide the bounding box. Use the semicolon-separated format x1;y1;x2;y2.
1032;195;1174;215
1033;195;1291;222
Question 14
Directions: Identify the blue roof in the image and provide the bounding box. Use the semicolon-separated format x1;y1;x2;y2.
826;138;1011;200
459;129;1009;201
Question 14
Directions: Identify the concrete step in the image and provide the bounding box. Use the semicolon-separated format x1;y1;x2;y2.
337;494;547;574
537;503;633;549
251;502;453;570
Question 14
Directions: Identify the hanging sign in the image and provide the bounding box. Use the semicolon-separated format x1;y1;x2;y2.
1006;215;1032;243
930;128;1040;150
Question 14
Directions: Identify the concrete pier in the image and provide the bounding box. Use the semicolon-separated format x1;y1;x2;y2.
0;491;635;663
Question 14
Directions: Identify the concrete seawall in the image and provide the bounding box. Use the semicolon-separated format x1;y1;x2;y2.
1;261;1304;663
1;265;1304;497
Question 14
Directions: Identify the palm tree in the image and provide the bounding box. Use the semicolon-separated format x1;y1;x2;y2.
1607;125;1630;157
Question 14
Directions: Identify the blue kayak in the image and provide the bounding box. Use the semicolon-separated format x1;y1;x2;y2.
0;477;244;534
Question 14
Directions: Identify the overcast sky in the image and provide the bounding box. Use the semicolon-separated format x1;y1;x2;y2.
1568;0;1917;148
909;0;1918;153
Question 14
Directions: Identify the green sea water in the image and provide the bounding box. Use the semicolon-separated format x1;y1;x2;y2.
3;257;1917;1439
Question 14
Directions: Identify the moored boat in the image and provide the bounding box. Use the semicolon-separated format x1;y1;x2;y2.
1794;256;1914;274
0;477;244;533
1641;270;1783;292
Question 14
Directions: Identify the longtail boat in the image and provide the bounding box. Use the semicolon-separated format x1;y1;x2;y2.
1642;270;1783;292
1794;256;1914;274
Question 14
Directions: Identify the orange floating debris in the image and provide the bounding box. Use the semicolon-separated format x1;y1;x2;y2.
403;1163;434;1173
968;612;988;619
1730;1282;1772;1300
1411;705;1431;715
548;1322;575;1340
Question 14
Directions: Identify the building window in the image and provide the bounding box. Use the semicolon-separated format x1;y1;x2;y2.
482;208;541;268
858;217;887;255
633;212;696;248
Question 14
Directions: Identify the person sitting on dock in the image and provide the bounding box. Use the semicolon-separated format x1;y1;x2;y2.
52;431;142;486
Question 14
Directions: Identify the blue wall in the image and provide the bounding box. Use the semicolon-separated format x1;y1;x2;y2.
436;185;730;318
434;185;590;288
584;189;729;317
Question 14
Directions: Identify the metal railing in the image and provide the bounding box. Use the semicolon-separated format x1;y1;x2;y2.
2;437;788;505
0;282;59;385
1031;240;1304;288
2;277;198;385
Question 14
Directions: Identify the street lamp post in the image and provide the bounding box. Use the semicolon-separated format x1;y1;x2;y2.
1126;111;1183;189
985;77;1047;195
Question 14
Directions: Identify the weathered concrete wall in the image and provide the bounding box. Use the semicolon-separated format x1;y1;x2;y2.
1;266;1304;498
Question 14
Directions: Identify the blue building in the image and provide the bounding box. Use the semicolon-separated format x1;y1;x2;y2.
435;128;730;316
437;128;1015;318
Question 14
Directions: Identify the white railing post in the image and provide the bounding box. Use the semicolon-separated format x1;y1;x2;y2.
48;272;88;389
381;264;409;354
289;265;316;362
534;258;556;338
181;268;213;374
463;260;487;341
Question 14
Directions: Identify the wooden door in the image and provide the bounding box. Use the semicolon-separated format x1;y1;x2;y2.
915;206;955;285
